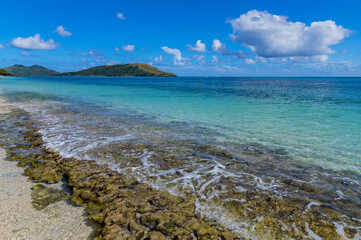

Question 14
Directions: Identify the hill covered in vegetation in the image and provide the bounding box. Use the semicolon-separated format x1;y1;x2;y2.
60;63;177;77
0;69;12;76
3;65;59;76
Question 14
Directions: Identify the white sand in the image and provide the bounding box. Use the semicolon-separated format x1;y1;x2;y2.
0;99;94;239
0;98;11;114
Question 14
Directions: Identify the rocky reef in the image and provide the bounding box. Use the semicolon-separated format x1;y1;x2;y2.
4;109;238;240
1;107;361;240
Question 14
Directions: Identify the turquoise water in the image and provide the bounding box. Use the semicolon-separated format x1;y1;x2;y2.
1;76;361;237
1;76;360;173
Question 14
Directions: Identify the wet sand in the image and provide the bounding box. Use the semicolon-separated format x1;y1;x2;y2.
0;100;94;240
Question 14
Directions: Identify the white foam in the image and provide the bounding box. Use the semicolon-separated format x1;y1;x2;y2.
335;190;345;200
305;201;321;212
333;222;361;240
305;222;324;240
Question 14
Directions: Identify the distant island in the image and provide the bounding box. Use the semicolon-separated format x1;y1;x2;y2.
3;63;177;77
0;69;12;76
60;63;177;77
3;65;59;76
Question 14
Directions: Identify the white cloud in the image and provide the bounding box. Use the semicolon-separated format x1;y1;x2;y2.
0;44;4;49
122;44;135;52
154;55;163;63
161;46;190;66
54;26;72;37
11;34;59;50
211;55;219;64
211;39;246;59
245;58;255;64
20;51;30;56
114;47;120;52
229;10;352;58
197;55;206;65
187;40;206;52
117;13;126;20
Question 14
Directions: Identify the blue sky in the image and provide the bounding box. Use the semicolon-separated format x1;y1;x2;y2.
1;0;361;76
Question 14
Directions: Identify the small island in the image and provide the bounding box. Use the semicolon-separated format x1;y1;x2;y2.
3;65;59;76
59;63;177;77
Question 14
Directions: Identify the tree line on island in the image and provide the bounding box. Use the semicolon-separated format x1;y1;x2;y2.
0;63;177;77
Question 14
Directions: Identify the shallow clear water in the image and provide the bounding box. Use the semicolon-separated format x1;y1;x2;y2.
1;76;361;238
1;76;360;173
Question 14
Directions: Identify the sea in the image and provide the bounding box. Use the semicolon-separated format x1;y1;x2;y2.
1;76;360;239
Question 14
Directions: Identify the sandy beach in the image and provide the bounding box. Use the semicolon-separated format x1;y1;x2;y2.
0;99;94;240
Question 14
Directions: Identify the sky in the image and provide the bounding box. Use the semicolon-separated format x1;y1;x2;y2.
1;0;361;76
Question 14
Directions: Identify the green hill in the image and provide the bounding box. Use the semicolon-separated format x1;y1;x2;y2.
60;63;177;77
0;69;12;76
3;65;59;76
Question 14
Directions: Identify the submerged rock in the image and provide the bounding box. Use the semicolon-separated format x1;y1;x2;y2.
31;184;70;210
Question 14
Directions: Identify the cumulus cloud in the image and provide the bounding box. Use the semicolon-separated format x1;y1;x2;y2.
11;34;59;50
0;44;4;49
54;26;72;37
161;46;190;66
117;13;126;20
211;39;246;59
114;47;120;52
228;10;352;58
122;44;135;52
154;55;163;63
187;40;206;52
77;49;105;59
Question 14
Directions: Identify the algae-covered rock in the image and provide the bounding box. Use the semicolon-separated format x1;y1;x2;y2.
31;184;70;210
5;116;239;239
24;160;63;183
57;157;239;239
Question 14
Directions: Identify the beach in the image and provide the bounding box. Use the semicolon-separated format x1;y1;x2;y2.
0;76;360;239
0;100;94;240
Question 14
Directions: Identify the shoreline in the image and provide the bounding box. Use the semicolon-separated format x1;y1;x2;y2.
0;100;94;240
0;98;238;239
